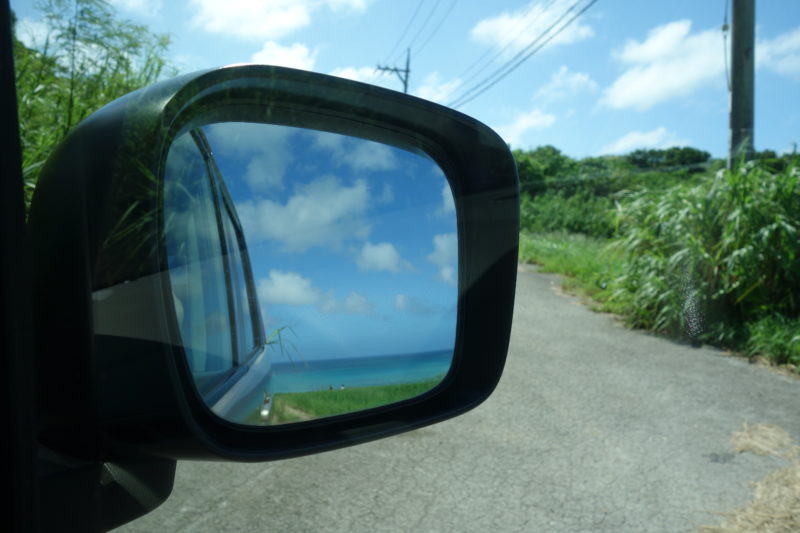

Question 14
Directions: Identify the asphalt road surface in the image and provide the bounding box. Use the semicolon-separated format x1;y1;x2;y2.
118;266;799;532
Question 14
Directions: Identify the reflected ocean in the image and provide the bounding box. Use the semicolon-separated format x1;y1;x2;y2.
264;350;452;394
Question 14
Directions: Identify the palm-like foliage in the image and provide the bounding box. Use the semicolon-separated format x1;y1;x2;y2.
613;162;800;347
13;0;175;212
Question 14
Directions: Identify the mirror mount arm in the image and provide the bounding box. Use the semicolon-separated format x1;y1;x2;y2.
38;451;176;532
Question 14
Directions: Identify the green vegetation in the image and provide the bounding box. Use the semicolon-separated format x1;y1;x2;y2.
519;232;626;314
13;0;174;211
517;144;800;372
250;378;443;425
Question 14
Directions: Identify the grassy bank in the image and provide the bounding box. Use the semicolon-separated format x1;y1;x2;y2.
519;232;626;315
248;377;443;424
520;229;799;373
517;154;800;374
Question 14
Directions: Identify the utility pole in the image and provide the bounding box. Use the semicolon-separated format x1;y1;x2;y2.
376;48;410;93
728;0;755;169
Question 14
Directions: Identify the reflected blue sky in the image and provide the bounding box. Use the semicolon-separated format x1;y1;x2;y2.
202;123;458;361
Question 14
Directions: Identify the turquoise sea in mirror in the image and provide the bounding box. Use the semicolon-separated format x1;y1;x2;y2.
264;349;452;394
165;120;458;425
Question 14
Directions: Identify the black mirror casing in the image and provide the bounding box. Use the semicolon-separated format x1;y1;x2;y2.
30;65;519;465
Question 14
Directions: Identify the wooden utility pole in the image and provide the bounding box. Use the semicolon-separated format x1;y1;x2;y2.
376;48;410;93
728;0;755;169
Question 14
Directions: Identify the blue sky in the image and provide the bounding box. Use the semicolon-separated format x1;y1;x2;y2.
12;0;800;158
12;1;799;361
188;123;458;360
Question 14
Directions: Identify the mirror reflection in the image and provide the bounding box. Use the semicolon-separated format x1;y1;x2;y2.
163;122;458;425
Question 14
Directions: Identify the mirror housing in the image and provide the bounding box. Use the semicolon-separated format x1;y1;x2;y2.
30;65;518;463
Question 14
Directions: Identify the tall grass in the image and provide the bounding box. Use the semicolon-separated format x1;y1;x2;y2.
518;158;799;369
613;162;799;346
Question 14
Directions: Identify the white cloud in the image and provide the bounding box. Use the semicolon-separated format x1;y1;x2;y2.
15;17;51;50
329;66;389;86
311;131;398;171
599;127;691;155
534;66;597;104
427;233;458;285
257;270;319;305
414;72;462;104
356;242;410;273
342;292;373;314
189;0;367;41
203;122;293;191
236;176;370;252
471;0;594;57
110;0;163;16
602;20;723;111
758;27;800;78
257;271;373;314
251;41;317;70
438;182;455;217
494;109;556;148
349;142;398;171
377;183;394;204
394;294;437;315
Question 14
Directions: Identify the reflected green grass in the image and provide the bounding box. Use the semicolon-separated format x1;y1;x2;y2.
245;377;443;425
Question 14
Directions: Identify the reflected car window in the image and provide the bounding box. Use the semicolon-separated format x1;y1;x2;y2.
163;132;234;381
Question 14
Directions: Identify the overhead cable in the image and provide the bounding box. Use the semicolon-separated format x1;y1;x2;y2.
382;0;425;65
457;0;558;88
449;0;598;109
413;0;458;59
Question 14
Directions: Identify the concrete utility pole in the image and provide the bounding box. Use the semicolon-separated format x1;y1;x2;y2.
376;48;410;93
728;0;755;169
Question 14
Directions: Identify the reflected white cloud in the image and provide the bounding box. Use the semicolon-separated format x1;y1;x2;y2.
311;131;398;172
237;176;370;252
377;183;394;204
258;269;319;305
204;122;293;191
356;242;411;273
438;182;455;216
342;292;374;315
257;270;373;315
427;233;457;285
394;294;438;315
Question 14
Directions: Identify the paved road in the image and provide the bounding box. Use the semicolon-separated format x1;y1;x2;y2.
118;266;799;532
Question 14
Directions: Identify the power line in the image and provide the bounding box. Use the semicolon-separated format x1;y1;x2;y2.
449;0;598;109
413;0;458;60
449;0;590;108
390;0;442;64
381;0;425;65
456;0;557;88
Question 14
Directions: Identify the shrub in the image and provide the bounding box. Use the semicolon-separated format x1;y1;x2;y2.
521;189;616;238
746;315;800;367
612;162;800;345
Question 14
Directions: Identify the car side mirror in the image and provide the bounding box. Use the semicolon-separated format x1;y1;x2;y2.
30;65;518;464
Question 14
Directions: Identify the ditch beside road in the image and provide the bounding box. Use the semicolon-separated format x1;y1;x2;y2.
118;265;800;532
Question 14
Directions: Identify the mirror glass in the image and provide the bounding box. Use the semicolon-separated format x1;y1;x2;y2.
163;122;458;425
